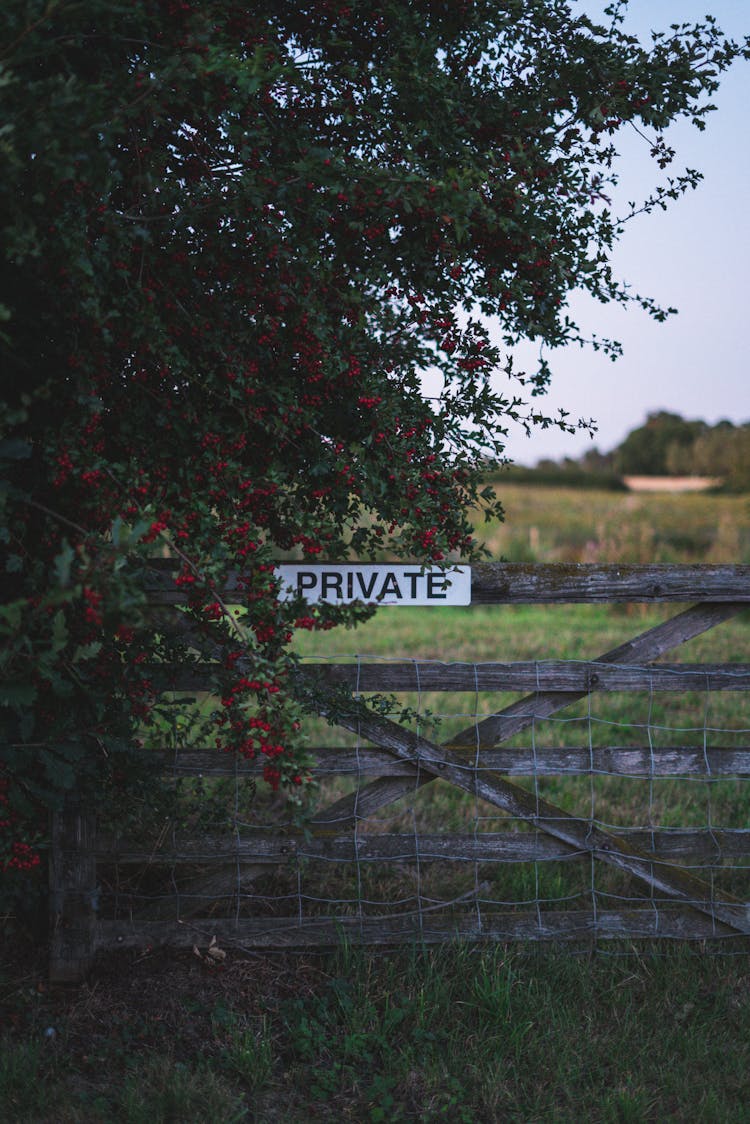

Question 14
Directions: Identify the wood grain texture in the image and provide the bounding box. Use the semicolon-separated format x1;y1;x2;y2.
294;661;750;693
99;827;750;865
48;800;97;984
469;563;750;604
142;562;750;605
159;659;750;696
96;907;746;949
164;745;750;779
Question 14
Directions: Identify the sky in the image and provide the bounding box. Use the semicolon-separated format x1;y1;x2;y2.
496;0;750;465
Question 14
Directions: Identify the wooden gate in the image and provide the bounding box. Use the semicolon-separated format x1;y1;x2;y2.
49;563;750;981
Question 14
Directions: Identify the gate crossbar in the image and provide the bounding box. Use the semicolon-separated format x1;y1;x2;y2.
308;601;750;936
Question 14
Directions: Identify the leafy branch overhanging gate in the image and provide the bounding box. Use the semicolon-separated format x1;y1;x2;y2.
50;563;750;981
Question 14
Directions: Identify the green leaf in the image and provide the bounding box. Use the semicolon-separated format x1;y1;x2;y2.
53;541;75;587
0;600;23;633
51;609;69;655
0;683;37;708
42;753;76;790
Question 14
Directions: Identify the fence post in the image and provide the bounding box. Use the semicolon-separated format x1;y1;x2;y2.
48;796;97;983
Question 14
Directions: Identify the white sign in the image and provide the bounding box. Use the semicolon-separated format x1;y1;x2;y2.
276;565;471;606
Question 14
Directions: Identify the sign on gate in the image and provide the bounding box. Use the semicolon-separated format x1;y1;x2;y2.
276;564;471;606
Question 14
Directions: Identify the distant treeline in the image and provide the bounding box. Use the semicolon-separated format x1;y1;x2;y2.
491;412;750;492
494;466;627;491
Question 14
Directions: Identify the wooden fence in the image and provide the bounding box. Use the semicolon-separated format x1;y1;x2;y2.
49;563;750;981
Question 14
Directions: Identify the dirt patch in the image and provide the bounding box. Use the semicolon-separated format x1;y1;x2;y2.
2;942;325;1047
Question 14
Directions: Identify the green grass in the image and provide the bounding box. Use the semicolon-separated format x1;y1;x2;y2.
474;481;750;564
4;943;750;1122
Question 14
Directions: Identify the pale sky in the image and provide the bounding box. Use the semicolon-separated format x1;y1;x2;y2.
497;1;750;464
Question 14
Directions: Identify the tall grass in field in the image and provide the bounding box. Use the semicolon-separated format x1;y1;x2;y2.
474;482;750;564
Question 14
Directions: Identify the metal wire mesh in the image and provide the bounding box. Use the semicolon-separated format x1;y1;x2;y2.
100;650;750;948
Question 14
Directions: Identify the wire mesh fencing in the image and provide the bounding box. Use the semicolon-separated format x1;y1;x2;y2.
49;566;750;980
92;652;750;950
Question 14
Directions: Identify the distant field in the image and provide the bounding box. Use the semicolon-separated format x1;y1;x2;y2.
472;481;749;563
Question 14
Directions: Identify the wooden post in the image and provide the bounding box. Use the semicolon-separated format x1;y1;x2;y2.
48;797;97;983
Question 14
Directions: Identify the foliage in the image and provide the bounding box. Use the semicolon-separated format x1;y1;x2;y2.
1;1;747;894
513;413;750;491
668;420;750;491
487;464;626;490
613;410;708;475
612;411;750;487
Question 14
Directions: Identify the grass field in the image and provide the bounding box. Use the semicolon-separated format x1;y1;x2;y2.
3;484;750;1121
472;481;750;564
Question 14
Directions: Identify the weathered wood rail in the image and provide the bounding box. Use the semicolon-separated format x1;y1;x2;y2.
166;744;750;778
99;826;750;865
170;662;750;693
142;561;750;605
49;563;750;981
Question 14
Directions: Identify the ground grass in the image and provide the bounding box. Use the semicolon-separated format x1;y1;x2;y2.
4;484;750;1120
3;941;750;1122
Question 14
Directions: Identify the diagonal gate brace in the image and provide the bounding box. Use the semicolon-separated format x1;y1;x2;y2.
310;692;750;935
157;603;750;935
308;602;750;936
312;602;744;824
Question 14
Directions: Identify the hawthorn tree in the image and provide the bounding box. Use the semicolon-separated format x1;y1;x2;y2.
1;1;747;885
